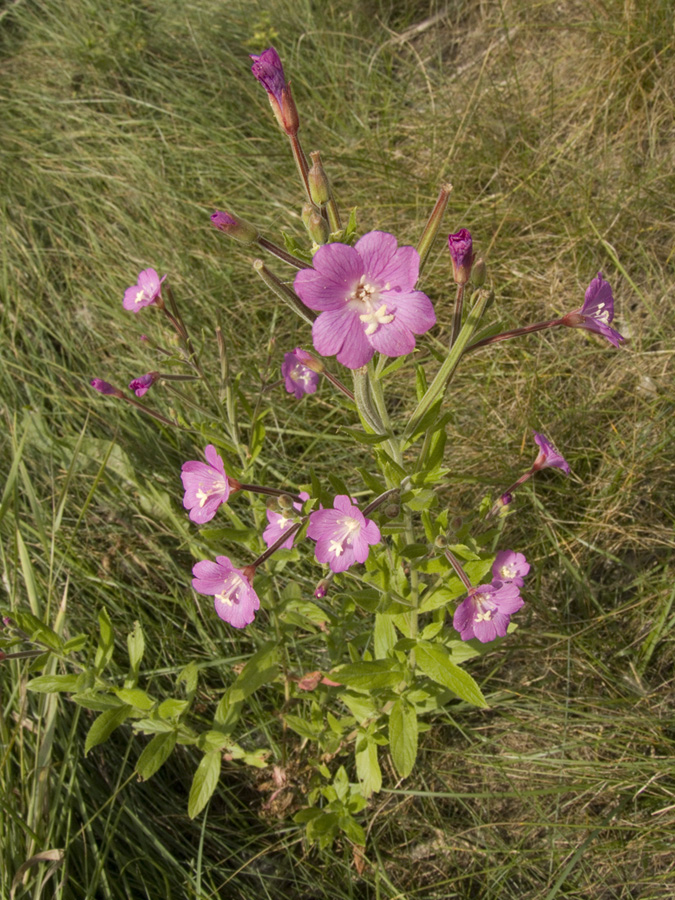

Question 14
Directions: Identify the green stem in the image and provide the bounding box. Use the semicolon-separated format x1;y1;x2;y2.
403;289;492;442
253;259;316;327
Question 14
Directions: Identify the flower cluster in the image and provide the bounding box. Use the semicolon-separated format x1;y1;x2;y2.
453;551;530;643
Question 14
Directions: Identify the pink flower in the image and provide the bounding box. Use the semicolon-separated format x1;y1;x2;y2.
307;495;381;573
263;491;309;550
128;371;159;398
181;445;235;524
122;268;165;313
191;556;259;628
293;231;436;370
281;349;319;399
453;582;524;643
447;229;474;284
532;432;570;475
562;273;625;347
492;551;530;588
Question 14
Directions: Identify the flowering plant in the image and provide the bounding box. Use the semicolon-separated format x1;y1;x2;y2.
17;45;624;849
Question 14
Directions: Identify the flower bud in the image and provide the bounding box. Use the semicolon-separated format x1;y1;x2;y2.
471;258;487;286
250;47;300;136
448;229;474;285
434;534;448;548
210;210;259;245
308;151;331;206
90;378;124;398
302;203;329;245
384;503;400;518
277;494;295;511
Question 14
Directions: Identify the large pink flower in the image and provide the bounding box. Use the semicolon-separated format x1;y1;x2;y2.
307;494;380;573
293;231;436;369
192;556;259;628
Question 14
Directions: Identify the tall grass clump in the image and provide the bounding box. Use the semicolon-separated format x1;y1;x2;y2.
2;0;674;897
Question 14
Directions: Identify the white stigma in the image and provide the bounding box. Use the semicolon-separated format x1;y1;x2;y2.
349;276;396;335
499;564;516;579
196;480;228;507
328;515;361;557
134;289;146;304
592;301;610;324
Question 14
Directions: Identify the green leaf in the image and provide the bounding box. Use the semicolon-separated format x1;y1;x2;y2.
283;714;321;740
402;488;437;512
249;418;266;464
228;642;279;703
12;610;63;652
419;580;465;612
340;427;392;445
136;731;177;780
373;614;396;659
415;642;488;708
188;750;221;818
27;674;80;693
85;705;132;755
339;816;366;845
94;608;114;673
71;691;125;712
332;660;402;691
158;698;190;719
355;738;381;797
127;621;145;675
177;662;199;696
389;699;417;778
115;688;154;711
63;634;88;654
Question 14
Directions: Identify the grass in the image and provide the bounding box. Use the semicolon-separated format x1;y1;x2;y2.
1;0;674;897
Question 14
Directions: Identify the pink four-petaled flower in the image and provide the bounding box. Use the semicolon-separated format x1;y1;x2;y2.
307;494;381;573
181;445;233;524
294;231;436;370
453;582;524;643
123;268;165;313
191;556;260;628
281;349;319;399
492;550;530;588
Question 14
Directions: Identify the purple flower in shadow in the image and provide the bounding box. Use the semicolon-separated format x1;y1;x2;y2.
282;349;319;399
453;582;524;643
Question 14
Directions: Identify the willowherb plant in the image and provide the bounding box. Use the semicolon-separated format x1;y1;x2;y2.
6;45;625;849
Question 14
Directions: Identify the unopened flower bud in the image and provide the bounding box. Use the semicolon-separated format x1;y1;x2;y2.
471;258;487;286
448;229;474;285
308;151;331;206
302;203;329;245
434;534;448;548
384;503;400;518
90;378;124;398
250;47;300;136
277;494;295;511
210;210;259;244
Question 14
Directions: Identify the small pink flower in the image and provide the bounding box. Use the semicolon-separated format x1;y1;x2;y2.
294;231;435;370
181;445;235;524
281;350;319;399
192;556;260;628
123;268;165;313
532;432;570;474
562;273;625;348
492;551;530;588
453;582;524;643
128;371;160;398
263;491;309;550
307;495;381;573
